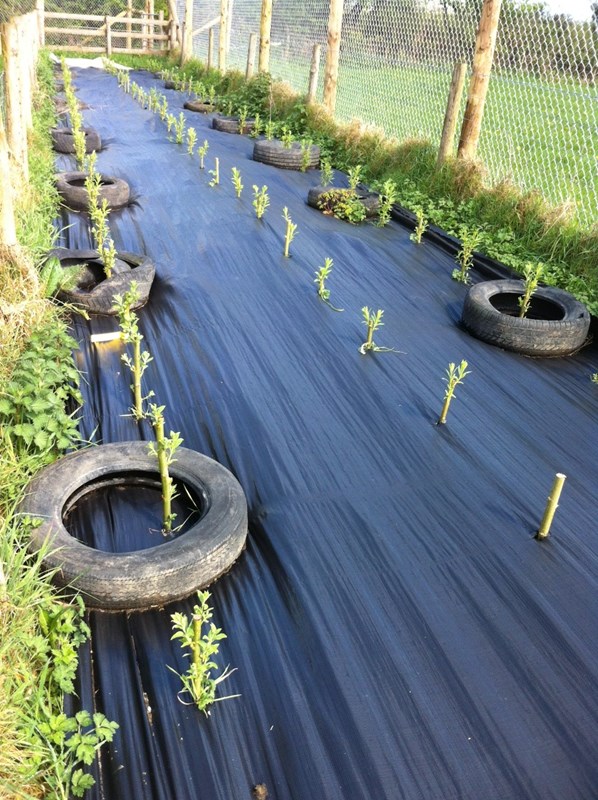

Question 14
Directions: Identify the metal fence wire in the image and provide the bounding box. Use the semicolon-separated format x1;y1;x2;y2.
48;0;598;227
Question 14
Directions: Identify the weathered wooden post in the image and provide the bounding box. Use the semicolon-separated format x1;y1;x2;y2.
219;0;228;73
258;0;272;72
437;62;467;167
167;0;180;47
36;0;45;47
246;32;257;79
126;0;132;50
307;43;321;103
180;0;193;63
322;0;343;114
105;16;112;56
207;26;215;70
18;17;33;131
457;0;503;160
1;19;28;181
0;114;17;248
157;9;164;51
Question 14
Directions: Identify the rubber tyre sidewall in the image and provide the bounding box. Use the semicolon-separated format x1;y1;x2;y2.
184;99;216;113
253;139;320;170
462;279;591;357
52;127;102;154
20;443;248;611
307;185;380;218
212;115;255;134
56;171;130;211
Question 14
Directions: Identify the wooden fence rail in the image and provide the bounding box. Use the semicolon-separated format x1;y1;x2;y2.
45;10;172;55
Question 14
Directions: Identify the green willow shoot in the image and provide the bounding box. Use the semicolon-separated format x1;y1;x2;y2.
238;105;249;133
186;127;198;156
348;165;363;191
281;126;293;149
250;113;262;138
300;138;313;172
113;282;154;420
264;119;276;140
169;590;239;715
282;207;297;257
438;360;470;424
376;179;397;228
359;307;398;354
453;227;482;284
314;257;343;311
209;157;220;187
174;112;186;145
231;167;243;198
253;185;270;219
166;113;176;136
147;403;183;533
518;261;544;317
410;207;428;244
320;159;333;187
198;139;209;169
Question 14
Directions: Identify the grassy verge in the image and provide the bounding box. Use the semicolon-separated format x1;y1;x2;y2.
0;52;116;800
97;50;598;314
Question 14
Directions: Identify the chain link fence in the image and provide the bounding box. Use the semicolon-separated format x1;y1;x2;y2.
44;0;598;227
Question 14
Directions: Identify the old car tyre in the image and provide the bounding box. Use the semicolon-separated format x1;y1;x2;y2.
56;171;130;211
51;248;155;315
184;99;217;113
52;127;102;154
307;185;380;218
253;139;320;170
462;279;590;357
20;443;248;611
212;115;255;134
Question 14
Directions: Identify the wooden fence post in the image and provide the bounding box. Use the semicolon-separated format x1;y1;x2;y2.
18;18;33;131
307;43;321;103
126;0;132;49
36;0;45;47
457;0;503;160
1;20;28;182
246;32;257;79
218;0;228;73
437;62;467;167
167;0;180;47
322;0;343;114
258;0;272;72
157;9;163;51
105;16;112;55
0;114;17;248
180;0;193;63
207;26;215;70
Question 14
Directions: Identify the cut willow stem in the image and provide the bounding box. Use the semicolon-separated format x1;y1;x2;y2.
153;413;173;532
132;337;143;419
192;614;202;696
536;473;566;540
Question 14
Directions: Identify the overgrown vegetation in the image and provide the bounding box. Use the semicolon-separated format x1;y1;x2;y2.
102;52;598;314
0;51;117;800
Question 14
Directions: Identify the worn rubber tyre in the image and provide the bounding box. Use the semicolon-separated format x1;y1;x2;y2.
212;115;255;134
164;80;177;89
56;171;130;211
54;96;89;116
462;279;590;357
184;98;217;113
51;127;102;154
51;248;155;315
307;185;380;218
253;139;320;170
20;442;248;611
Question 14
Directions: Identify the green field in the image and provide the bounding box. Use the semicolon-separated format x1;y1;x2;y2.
264;53;598;228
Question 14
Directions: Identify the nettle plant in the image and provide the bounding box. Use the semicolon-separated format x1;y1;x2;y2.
231;167;243;198
438;360;470;425
147;403;183;534
410;207;428;244
317;189;366;224
314;257;343;312
197;139;209;170
282;207;297;257
359;307;398;354
113;283;154;421
169;590;239;715
453;227;482;284
519;261;544;317
253;185;270;219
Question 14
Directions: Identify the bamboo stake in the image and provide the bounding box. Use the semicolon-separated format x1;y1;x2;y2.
457;0;503;160
218;0;228;73
437;62;467;167
258;0;272;73
536;473;567;540
307;43;321;104
322;0;343;114
246;32;257;79
207;26;214;70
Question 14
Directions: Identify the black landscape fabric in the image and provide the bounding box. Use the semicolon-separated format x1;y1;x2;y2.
58;67;598;800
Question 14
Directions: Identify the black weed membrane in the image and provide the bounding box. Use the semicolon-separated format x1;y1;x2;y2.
60;68;598;800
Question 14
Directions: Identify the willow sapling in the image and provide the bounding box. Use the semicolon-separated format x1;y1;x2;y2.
281;125;293;149
518;261;544;317
186;127;198;155
359;307;398;354
320;159;333;187
198;139;209;169
592;373;598;384
348;165;363;191
410;207;428;244
314;257;343;311
208;85;216;106
437;360;470;424
300;138;313;172
238;105;249;133
376;179;397;227
453;227;482;284
253;185;270;219
250;112;262;138
282;207;297;257
166;113;176;136
169;590;239;715
159;95;169;121
174;112;186;145
231;167;243;198
209;157;220;187
147;403;183;533
113;282;154;420
264;119;276;140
